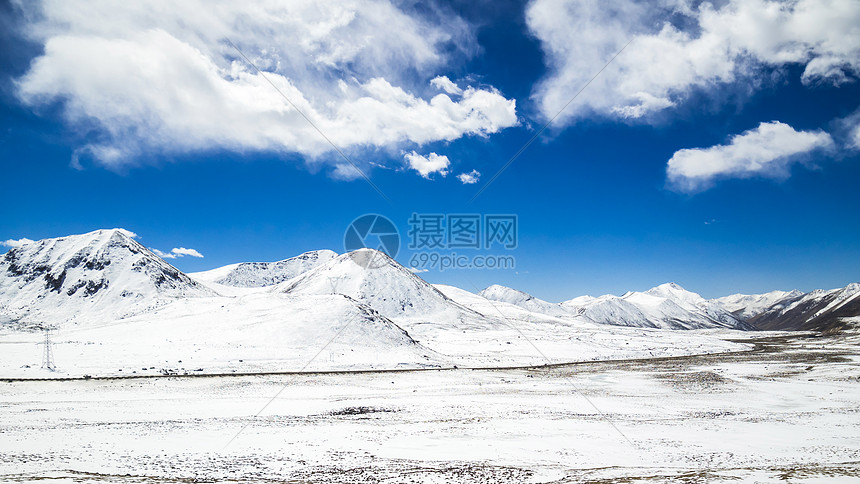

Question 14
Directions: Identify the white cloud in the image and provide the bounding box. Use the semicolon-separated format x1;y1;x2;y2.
456;169;481;184
330;163;364;181
430;75;463;95
152;247;204;259
404;151;450;179
13;0;517;171
610;92;675;119
171;247;204;258
526;0;860;124
666;121;834;192
840;109;860;150
1;238;35;248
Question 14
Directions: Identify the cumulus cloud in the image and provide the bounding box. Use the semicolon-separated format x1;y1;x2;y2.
13;0;517;171
526;0;860;124
839;109;860;150
667;121;834;192
330;163;364;181
404;151;450;178
171;247;204;258
1;238;35;248
152;247;204;259
430;75;463;95
456;169;481;184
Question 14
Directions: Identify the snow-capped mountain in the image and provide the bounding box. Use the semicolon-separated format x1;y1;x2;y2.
9;226;859;381
191;249;337;287
0;228;776;378
714;290;805;320
0;229;215;328
470;282;750;330
479;284;572;317
561;283;752;330
746;283;860;332
279;249;478;321
561;294;650;326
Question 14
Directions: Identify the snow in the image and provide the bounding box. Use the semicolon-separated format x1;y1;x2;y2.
0;292;437;379
644;281;706;306
479;284;573;317
561;283;750;330
187;263;242;283
811;283;860;319
2;229;859;481
714;289;804;319
477;283;750;330
0;228;214;329
279;249;475;321
563;294;596;306
748;284;860;327
1;330;858;482
191;249;337;287
0;245;754;379
0;234;754;380
429;283;750;367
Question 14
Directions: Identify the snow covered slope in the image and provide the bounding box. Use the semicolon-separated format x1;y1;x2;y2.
477;283;750;330
0;291;437;378
440;284;570;322
0;232;757;378
561;294;651;326
191;250;337;287
561;283;752;330
0;229;215;329
431;283;750;366
479;284;573;317
714;290;804;319
279;249;478;321
749;283;860;332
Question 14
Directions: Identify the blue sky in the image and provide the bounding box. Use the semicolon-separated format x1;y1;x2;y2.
2;0;860;301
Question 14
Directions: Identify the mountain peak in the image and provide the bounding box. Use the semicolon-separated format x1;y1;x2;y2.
480;284;532;301
749;281;860;331
104;227;137;238
649;282;688;293
479;284;574;317
713;289;807;320
644;282;704;303
0;229;213;328
279;249;468;320
198;249;338;287
75;228;138;242
841;282;860;294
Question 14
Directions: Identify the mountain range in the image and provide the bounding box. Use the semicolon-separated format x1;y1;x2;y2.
1;229;857;334
0;229;857;378
741;284;860;332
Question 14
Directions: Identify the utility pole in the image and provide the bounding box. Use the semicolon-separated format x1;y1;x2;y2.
40;328;56;371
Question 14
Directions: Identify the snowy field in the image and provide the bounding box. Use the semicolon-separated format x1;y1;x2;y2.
2;331;859;483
